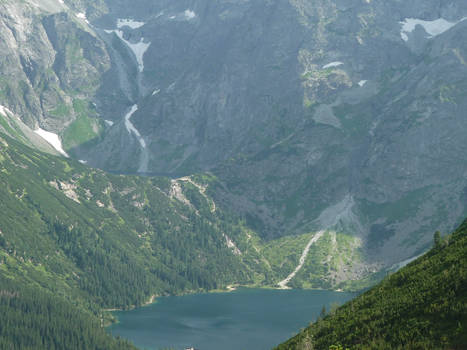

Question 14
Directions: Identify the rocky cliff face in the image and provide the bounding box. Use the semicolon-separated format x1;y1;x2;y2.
209;0;467;264
1;0;467;270
0;0;109;151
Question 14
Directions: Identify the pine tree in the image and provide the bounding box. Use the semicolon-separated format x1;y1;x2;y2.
434;231;441;249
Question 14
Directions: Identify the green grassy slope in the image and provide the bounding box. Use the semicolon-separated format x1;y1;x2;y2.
275;220;467;350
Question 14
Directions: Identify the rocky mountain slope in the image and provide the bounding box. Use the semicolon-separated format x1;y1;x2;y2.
1;0;467;276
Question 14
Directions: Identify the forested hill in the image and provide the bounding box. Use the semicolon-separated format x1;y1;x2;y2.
0;131;262;348
0;275;136;350
0;132;255;310
276;219;467;350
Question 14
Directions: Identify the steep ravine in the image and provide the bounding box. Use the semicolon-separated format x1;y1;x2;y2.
123;104;149;173
82;16;154;173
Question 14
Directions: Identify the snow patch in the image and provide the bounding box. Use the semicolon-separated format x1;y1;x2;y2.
79;160;88;164
152;89;160;96
117;18;145;29
76;12;89;23
123;105;149;173
0;105;13;117
34;128;69;157
124;105;146;149
400;17;467;41
104;120;114;126
184;9;196;20
105;29;150;72
168;10;196;21
358;80;368;87
323;61;344;69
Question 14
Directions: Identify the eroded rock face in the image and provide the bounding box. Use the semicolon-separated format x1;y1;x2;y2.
0;0;109;150
2;0;467;266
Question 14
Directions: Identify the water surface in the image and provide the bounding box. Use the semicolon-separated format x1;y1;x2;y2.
109;288;354;350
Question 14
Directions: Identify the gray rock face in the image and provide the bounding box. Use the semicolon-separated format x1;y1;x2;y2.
1;0;467;268
83;0;306;173
0;0;109;150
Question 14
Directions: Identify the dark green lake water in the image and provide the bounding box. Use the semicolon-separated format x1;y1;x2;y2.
109;288;354;350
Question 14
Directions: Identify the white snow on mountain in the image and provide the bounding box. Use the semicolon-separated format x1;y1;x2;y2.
0;105;13;117
105;29;150;72
323;61;344;69
184;10;196;20
34;128;69;157
117;18;145;29
400;17;467;41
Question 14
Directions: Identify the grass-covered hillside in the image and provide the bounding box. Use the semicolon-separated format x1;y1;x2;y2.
276;219;467;350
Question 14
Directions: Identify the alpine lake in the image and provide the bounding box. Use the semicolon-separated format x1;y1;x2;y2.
109;288;355;350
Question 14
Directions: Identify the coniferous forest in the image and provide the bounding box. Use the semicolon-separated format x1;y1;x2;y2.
0;276;136;350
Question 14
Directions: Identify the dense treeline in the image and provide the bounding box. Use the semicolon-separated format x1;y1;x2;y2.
0;276;136;350
44;217;155;308
276;219;467;349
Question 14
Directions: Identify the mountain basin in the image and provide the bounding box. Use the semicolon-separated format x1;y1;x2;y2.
109;288;355;350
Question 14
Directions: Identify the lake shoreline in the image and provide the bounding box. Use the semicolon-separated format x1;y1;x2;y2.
105;284;351;314
104;284;354;328
107;288;356;350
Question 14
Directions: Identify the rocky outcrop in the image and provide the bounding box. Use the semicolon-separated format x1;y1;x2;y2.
0;0;110;152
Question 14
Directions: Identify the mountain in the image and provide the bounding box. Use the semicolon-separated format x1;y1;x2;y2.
0;124;377;304
0;122;357;346
0;0;466;347
275;219;467;349
1;0;466;281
